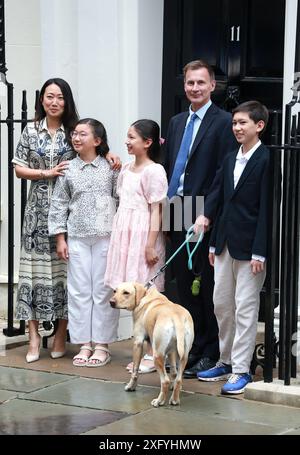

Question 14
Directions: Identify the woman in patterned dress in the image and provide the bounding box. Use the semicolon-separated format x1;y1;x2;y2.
12;79;119;363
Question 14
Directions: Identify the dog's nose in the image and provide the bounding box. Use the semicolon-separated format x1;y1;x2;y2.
110;300;116;308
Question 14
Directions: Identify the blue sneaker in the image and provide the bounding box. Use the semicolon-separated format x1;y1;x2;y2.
221;373;252;394
197;361;232;381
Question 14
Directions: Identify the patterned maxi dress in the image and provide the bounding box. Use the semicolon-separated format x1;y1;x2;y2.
12;119;76;321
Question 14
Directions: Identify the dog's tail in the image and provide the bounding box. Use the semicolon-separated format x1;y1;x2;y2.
174;315;186;360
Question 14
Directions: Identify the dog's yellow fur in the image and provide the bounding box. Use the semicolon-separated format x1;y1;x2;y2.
110;282;194;407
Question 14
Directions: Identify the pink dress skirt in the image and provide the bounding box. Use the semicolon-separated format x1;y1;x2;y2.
105;162;168;292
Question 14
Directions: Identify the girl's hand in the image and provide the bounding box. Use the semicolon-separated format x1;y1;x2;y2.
251;259;264;275
48;161;69;178
145;246;159;267
56;238;69;261
106;152;121;170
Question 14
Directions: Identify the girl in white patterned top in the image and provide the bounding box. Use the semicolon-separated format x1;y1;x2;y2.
49;118;119;367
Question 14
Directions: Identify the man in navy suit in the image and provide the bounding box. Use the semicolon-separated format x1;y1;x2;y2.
163;60;237;377
197;101;270;394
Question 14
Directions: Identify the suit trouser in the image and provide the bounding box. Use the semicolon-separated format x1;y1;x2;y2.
213;247;266;373
170;230;219;360
67;236;119;344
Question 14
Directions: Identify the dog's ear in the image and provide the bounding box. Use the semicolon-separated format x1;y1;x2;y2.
134;282;147;305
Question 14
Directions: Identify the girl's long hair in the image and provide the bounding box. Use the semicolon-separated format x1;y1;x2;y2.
131;119;161;163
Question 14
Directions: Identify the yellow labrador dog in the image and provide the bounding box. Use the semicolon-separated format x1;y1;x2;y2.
110;282;194;407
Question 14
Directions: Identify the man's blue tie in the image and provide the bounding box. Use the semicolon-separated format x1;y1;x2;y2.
167;112;198;198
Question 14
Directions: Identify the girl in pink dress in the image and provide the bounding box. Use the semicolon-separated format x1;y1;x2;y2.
105;119;168;372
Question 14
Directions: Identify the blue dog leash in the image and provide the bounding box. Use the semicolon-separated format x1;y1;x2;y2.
185;225;204;271
144;225;204;289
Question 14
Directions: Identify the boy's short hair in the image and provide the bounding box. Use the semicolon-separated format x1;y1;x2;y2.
232;101;269;135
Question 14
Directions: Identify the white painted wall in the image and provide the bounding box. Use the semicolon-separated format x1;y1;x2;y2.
40;0;164;160
0;0;164;339
40;0;78;93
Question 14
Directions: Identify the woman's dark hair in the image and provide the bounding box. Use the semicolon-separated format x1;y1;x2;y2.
131;119;161;163
35;78;79;142
74;118;109;156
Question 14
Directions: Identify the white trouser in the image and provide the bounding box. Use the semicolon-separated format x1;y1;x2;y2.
213;247;266;373
67;236;119;344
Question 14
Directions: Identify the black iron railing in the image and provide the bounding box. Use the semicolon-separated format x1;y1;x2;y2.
277;110;300;385
0;78;39;337
0;79;59;347
248;109;281;380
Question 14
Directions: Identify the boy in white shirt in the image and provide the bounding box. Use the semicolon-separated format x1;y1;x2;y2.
196;101;270;394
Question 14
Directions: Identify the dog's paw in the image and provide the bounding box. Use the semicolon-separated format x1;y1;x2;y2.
125;382;136;391
169;397;180;406
151;398;165;407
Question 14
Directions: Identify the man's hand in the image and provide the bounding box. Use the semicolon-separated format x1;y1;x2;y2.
194;215;211;234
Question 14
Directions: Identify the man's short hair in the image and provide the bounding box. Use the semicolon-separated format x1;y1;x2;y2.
233;100;269;134
183;60;215;81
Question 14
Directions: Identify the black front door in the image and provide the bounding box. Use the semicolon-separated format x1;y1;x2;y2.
161;0;286;143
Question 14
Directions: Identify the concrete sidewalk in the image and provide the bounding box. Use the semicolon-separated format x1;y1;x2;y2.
0;335;300;435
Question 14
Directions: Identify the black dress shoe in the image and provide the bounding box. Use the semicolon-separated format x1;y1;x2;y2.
185;353;201;370
183;357;216;379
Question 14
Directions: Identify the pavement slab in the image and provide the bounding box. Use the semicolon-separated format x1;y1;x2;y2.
1;337;300;437
83;407;283;435
22;377;191;413
0;390;19;403
0;398;128;435
0;365;73;392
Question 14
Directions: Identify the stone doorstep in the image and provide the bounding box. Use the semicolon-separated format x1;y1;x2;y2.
0;318;266;344
0;319;47;348
0;315;133;347
0;332;43;354
245;378;300;408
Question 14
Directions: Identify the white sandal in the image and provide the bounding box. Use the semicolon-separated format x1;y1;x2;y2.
127;353;156;374
72;345;93;367
86;345;111;367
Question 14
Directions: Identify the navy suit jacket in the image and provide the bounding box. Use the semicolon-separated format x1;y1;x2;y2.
210;143;270;260
163;103;237;223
